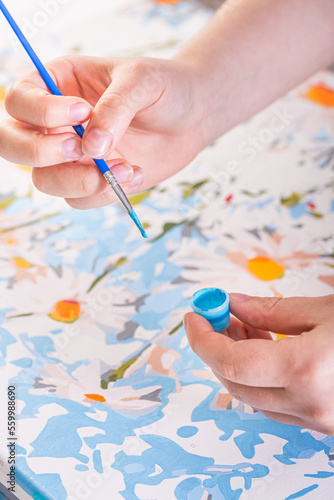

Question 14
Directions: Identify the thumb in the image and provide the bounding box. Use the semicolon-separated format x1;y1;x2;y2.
229;293;334;335
82;63;162;158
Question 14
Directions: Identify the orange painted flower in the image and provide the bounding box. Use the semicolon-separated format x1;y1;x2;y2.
49;300;81;323
84;394;106;403
305;84;334;107
247;256;284;281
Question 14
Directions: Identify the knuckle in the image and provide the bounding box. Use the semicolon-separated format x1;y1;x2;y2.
253;297;284;329
300;358;324;394
127;59;149;78
219;357;239;382
101;93;130;114
80;168;94;197
31;137;45;167
41;96;54;128
262;297;284;315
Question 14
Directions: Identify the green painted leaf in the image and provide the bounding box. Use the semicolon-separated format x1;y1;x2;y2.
128;192;150;205
101;356;138;389
6;312;34;319
0;212;61;234
152;219;188;242
309;211;323;218
182;179;209;200
280;192;303;207
241;189;267;197
168;320;183;336
115;256;127;267
87;269;111;293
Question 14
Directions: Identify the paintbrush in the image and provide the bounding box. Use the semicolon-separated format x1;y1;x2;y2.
0;0;148;239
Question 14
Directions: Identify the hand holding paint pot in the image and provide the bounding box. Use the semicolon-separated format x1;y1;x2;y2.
191;288;230;332
185;294;334;435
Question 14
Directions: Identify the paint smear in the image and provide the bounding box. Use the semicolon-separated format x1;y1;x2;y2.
49;300;81;323
84;394;106;403
12;257;33;268
275;333;289;341
247;256;284;281
154;0;181;3
305;84;334;107
19;164;33;172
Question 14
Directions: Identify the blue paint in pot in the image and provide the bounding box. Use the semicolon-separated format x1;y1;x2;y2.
191;288;230;332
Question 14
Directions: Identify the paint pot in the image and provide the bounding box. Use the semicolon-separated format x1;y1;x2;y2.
191;288;230;332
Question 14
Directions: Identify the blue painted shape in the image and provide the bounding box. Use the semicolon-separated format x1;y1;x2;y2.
123;463;145;474
304;471;334;478
93;449;103;474
112;434;214;498
191;386;329;467
177;426;199;438
75;464;89;472
20;334;59;363
285;484;319;499
234;432;264;460
298;449;316;459
50;329;62;335
175;477;201;500
0;327;16;357
11;358;33;368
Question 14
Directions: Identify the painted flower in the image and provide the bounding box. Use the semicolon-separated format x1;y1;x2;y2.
49;300;81;323
305;84;334;107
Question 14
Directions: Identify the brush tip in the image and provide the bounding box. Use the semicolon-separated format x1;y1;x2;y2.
129;208;148;239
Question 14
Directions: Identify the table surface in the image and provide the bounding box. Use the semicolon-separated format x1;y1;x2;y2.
1;1;334;499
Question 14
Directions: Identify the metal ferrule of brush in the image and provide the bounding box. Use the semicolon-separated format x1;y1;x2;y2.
103;171;132;214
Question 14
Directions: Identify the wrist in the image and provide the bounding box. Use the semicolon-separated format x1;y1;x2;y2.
173;52;229;151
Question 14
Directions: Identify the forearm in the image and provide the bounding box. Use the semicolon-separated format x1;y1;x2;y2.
175;0;334;147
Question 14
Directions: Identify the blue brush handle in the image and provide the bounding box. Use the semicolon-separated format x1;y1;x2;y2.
0;0;109;175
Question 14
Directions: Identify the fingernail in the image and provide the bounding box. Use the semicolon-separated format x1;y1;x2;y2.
70;103;91;123
229;293;250;303
129;168;145;188
62;137;83;160
83;129;112;157
110;163;133;184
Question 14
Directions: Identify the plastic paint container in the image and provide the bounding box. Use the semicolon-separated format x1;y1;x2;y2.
191;288;230;332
